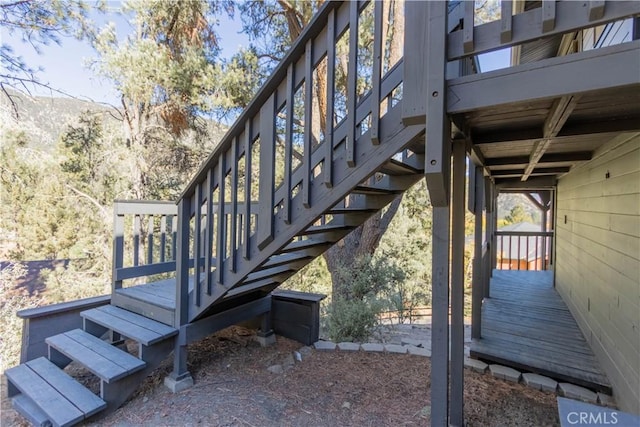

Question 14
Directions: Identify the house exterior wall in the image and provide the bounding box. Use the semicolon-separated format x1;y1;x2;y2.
555;132;640;414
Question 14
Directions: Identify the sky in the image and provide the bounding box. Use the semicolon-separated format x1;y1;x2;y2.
1;3;250;105
1;2;509;106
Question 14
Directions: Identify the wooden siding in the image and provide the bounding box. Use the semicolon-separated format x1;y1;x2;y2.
555;132;640;414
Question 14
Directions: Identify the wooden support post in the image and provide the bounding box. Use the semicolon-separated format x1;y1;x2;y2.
205;170;214;295
431;204;450;427
471;166;484;340
216;155;226;284
229;138;238;273
303;39;313;208
193;183;202;307
589;1;605;21
450;139;466;427
490;187;498;276
166;198;193;393
113;213;124;291
284;64;294;223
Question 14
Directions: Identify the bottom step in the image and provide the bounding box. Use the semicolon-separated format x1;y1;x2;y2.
12;394;50;427
5;357;106;427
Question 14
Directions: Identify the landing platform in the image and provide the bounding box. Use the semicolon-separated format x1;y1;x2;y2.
471;270;611;394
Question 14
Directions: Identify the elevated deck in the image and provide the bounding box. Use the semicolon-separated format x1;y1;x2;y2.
471;270;611;393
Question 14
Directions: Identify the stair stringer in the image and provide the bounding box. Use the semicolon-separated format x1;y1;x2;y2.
190;106;426;321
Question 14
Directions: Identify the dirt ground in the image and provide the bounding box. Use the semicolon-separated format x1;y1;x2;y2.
1;327;559;427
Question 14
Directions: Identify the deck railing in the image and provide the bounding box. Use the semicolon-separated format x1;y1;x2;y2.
175;0;409;324
495;230;553;271
447;0;639;62
112;201;179;291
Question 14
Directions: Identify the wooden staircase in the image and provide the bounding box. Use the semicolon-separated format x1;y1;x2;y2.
6;306;177;426
6;1;426;424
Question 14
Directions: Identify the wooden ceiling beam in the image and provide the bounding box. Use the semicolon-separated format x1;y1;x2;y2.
491;166;571;178
485;151;592;168
522;95;580;181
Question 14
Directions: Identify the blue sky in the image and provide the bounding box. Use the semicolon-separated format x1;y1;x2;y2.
1;3;249;105
1;3;509;106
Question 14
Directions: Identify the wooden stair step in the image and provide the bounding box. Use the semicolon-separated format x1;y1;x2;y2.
379;158;423;175
46;329;145;383
262;252;317;269
351;185;401;196
6;357;106;427
81;305;177;346
225;278;278;299
12;394;50;427
244;264;295;285
280;239;333;253
297;224;354;236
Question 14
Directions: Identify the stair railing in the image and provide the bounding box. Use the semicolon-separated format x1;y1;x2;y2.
174;0;410;324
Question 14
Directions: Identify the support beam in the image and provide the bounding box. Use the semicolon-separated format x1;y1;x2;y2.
472;166;484;339
522;95;580;180
447;40;640;114
495;176;556;189
484;152;592;167
491;166;571;178
483;177;494;298
425;1;450;207
450;140;466;427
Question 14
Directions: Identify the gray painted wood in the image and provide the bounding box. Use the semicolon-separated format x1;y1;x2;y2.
26;357;106;417
500;1;513;43
11;394;50;427
205;169;214;296
303;39;313;207
424;1;450;208
258;93;276;249
345;0;358;167
46;330;145;382
6;358;88;426
450;139;466;426
447;41;640;113
447;0;640;59
81;306;176;346
217;154;226;285
471;166;484;340
324;9;336;187
370;0;382;144
463;1;474;53
401;0;428;126
471;270;611;393
243;121;253;260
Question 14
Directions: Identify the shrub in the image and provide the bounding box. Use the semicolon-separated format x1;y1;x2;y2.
326;255;405;342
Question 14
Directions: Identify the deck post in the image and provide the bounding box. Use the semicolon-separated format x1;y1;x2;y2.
423;0;452;425
165;198;194;393
471;166;485;339
255;299;276;347
484;177;494;298
450;139;466;426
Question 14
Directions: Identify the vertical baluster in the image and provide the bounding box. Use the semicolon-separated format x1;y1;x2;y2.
303;39;313;208
542;0;556;32
535;236;540;270
508;236;512;270
217;155;226;284
243;121;252;260
525;233;530;271
147;215;154;265
371;0;382;145
501;1;513;43
230;138;239;273
499;235;503;269
346;0;358;167
160;215;167;263
133;214;140;266
463;1;475;53
193;183;202;307
324;10;336;187
284;64;294;223
171;214;177;262
113;212;124;290
258;94;276;249
175;198;191;327
204;169;214;295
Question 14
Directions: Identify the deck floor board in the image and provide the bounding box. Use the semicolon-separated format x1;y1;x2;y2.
471;270;611;393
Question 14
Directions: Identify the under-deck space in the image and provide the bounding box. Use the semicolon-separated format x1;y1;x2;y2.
471;270;611;394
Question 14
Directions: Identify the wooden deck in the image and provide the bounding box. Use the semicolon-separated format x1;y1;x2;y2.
470;270;611;393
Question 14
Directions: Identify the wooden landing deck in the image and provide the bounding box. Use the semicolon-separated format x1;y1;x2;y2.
470;270;611;394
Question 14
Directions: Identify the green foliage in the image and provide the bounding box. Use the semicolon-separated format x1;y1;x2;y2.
500;204;535;227
326;255;404;342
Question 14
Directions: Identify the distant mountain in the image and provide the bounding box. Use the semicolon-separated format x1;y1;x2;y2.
1;89;118;151
1;89;227;153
